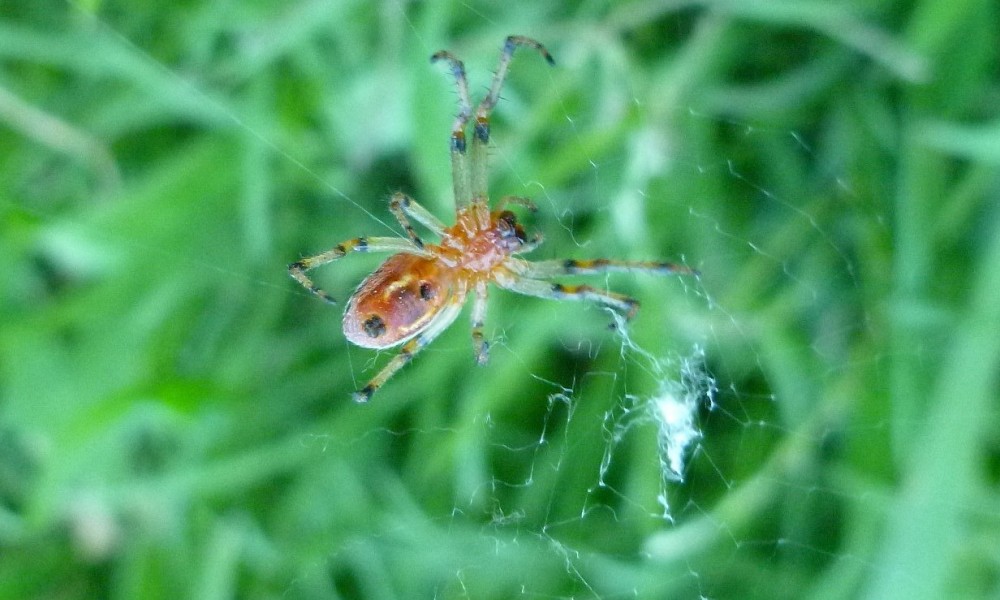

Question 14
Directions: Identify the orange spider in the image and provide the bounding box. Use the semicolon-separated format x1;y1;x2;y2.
289;36;697;402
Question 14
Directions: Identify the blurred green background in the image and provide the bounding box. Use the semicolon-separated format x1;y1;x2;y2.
2;0;999;598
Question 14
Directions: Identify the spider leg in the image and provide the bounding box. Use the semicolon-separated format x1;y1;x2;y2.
495;195;538;212
515;234;544;255
470;281;489;364
352;299;464;402
288;237;429;304
389;192;447;246
521;258;699;278
496;273;641;319
430;50;473;208
470;37;554;203
476;36;555;125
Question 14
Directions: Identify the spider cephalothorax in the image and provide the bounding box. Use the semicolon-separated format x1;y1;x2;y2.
289;36;696;402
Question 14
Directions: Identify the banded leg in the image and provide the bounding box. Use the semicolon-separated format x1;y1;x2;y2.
430;50;473;208
497;275;641;319
353;300;464;402
523;258;699;278
388;192;447;247
470;37;554;201
470;281;489;364
476;36;555;123
288;237;428;304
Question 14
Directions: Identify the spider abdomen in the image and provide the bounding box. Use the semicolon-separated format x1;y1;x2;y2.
343;253;454;349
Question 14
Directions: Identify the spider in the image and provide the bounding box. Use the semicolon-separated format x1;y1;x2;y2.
289;35;697;402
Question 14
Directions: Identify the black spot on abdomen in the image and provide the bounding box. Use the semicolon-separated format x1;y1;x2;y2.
363;315;386;338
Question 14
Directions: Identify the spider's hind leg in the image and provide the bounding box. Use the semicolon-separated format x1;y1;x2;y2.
352;300;463;402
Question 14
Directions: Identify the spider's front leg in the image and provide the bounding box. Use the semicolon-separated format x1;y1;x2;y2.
288;237;428;304
469;38;554;202
429;50;473;208
432;37;555;208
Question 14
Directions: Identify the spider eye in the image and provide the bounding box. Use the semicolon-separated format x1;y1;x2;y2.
418;281;435;300
497;210;527;243
363;315;387;338
498;210;520;230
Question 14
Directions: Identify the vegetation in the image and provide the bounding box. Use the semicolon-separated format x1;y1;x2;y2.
2;1;998;598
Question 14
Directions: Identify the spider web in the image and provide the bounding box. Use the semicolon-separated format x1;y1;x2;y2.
4;2;992;600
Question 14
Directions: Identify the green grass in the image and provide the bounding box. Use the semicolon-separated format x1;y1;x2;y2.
2;1;999;598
